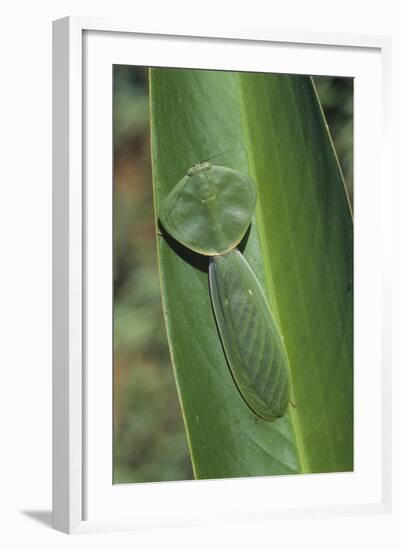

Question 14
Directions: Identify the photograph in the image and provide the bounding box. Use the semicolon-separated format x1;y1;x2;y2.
112;65;354;484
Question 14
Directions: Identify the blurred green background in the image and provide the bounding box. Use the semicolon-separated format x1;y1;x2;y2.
113;66;353;484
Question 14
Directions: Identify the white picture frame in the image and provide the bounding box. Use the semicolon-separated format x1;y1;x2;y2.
52;16;392;534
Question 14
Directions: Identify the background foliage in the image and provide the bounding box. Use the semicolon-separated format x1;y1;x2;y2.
113;65;353;484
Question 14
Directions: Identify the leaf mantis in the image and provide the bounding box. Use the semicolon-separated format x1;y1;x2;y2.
159;162;290;421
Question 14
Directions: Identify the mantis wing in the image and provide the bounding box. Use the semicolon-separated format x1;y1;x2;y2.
209;249;290;421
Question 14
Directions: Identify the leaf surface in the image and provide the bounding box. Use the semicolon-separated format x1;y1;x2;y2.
150;68;353;478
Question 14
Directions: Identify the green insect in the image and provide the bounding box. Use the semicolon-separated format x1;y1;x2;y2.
160;162;290;421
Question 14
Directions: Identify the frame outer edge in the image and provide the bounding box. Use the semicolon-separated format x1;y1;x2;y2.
380;36;392;513
52;16;83;534
51;16;391;533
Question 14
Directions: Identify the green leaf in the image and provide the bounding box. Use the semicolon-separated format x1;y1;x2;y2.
149;68;353;478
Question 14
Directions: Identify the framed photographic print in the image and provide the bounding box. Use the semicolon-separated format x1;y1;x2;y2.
52;17;392;534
